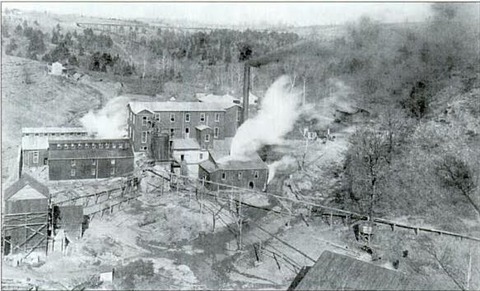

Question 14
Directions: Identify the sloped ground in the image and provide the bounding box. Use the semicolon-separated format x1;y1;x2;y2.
1;55;119;187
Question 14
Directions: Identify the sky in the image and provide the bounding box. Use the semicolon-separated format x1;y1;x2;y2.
2;2;432;27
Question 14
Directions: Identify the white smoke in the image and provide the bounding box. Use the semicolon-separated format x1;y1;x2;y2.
229;75;302;161
267;155;298;184
80;96;130;138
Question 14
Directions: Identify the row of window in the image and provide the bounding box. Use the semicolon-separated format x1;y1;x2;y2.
24;132;87;137
55;142;129;150
70;167;115;177
140;128;218;144
70;159;115;166
141;113;222;126
221;171;260;180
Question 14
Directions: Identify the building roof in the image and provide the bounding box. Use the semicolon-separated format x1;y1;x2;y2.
201;149;268;172
4;174;49;201
172;138;201;150
128;101;234;114
199;160;217;173
22;135;92;150
22;127;88;134
197;93;241;106
49;138;130;145
293;251;453;290
49;148;134;160
195;125;211;131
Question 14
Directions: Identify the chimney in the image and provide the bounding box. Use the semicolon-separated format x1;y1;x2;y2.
242;64;250;124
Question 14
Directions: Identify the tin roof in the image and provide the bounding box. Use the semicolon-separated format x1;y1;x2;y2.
172;138;201;150
4;174;49;201
128;101;235;114
293;251;455;290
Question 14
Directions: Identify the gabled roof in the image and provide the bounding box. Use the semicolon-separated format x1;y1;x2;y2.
4;174;49;201
293;251;454;290
128;101;232;114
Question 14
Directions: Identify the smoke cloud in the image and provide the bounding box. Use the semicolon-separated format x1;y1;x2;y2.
80;96;130;138
267;155;298;184
229;75;302;160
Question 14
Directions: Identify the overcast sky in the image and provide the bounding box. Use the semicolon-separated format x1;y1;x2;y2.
3;2;432;26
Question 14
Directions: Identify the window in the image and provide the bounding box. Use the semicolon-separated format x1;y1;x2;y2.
92;159;96;165
85;143;90;149
112;143;116;149
180;154;185;161
32;151;39;164
119;143;124;149
238;172;243;180
61;133;65;136
141;131;147;143
111;167;116;176
170;128;175;136
57;144;61;149
254;171;259;179
64;144;69;149
142;116;150;126
25;133;30;137
51;133;55;136
71;169;76;177
35;133;39;136
99;143;104;149
76;133;82;136
92;143;96;149
77;143;83;149
185;113;190;122
200;113;205;122
111;159;116;165
199;153;204;160
222;172;226;180
71;160;76;167
170;113;175;122
105;143;110;149
205;134;210;142
142;146;148;151
154;113;160;121
185;127;190;137
215;113;220;122
91;168;96;176
214;127;219;138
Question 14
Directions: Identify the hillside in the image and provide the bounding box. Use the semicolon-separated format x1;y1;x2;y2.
1;54;120;185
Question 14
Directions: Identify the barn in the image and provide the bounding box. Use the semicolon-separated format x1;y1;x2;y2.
48;138;134;180
198;148;268;191
3;174;49;255
288;251;455;290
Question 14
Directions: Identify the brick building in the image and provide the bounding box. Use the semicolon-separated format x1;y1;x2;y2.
48;138;134;180
126;101;242;153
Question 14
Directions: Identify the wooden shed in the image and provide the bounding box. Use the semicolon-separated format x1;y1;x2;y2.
3;174;49;255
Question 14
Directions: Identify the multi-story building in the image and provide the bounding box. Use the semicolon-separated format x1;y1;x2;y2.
126;101;242;153
48;138;134;180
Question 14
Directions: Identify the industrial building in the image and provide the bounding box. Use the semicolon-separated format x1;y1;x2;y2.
21;127;89;168
3;174;50;255
198;143;269;191
126;101;242;153
48;138;134;180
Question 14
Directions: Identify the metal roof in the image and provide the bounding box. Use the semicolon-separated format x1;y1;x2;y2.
4;174;49;201
171;138;201;150
22;127;88;134
201;150;268;172
49;147;134;160
293;251;455;290
128;101;234;114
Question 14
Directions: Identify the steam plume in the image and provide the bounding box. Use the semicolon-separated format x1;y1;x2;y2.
229;75;302;160
267;155;298;184
80;96;130;138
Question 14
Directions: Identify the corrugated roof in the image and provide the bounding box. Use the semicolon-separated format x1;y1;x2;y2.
294;251;454;290
22;127;88;134
49;148;134;160
172;138;201;150
128;101;231;114
4;174;49;201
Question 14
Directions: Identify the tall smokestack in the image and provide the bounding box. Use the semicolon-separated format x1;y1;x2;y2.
242;64;250;124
